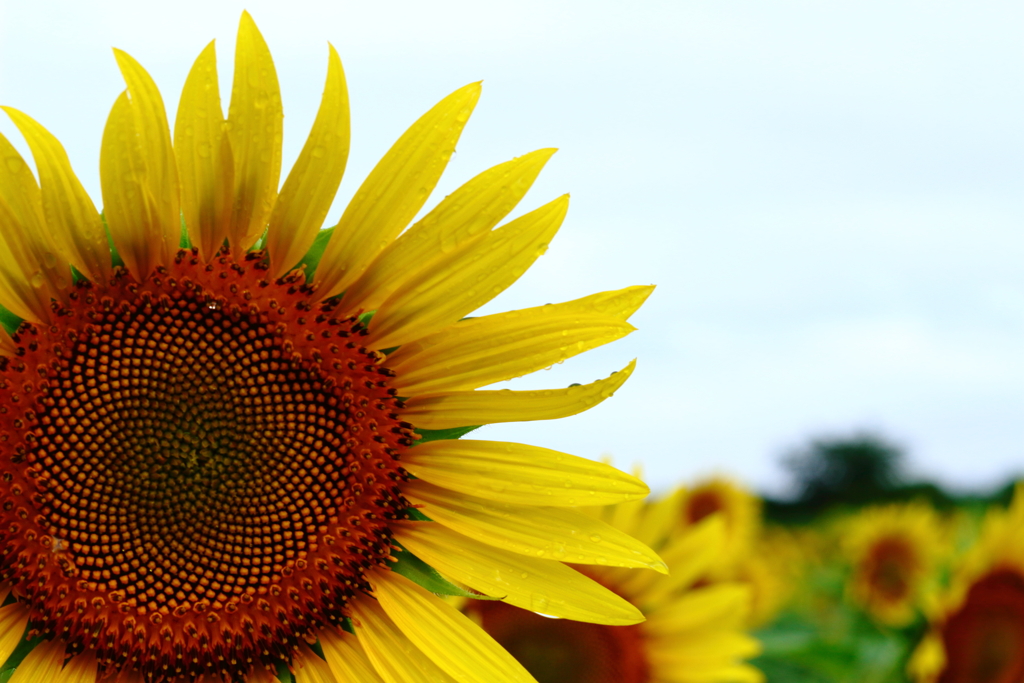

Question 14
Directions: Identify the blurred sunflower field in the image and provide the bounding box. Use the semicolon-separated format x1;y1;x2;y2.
455;432;1024;683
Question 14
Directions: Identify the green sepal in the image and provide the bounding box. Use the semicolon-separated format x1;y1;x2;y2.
0;630;43;679
100;212;125;268
340;617;356;635
179;214;192;249
414;425;482;445
0;305;22;336
404;506;431;522
390;543;499;600
275;661;293;683
296;227;334;282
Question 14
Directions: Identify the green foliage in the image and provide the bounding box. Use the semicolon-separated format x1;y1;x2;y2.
754;553;913;682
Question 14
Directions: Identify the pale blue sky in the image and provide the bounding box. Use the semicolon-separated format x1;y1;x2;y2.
1;0;1021;495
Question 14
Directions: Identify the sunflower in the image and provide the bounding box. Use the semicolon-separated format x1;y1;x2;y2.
735;525;805;629
464;486;764;683
842;502;946;628
674;478;760;581
908;486;1024;683
0;13;665;683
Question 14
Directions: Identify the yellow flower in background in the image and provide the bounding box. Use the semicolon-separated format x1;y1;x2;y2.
676;477;761;580
464;488;764;683
908;486;1024;683
0;12;661;683
736;526;806;628
842;502;947;628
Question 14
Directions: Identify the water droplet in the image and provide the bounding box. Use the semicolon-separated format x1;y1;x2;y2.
311;146;326;159
5;156;24;173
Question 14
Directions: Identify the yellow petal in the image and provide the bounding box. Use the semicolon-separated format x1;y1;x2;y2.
646;584;752;635
266;44;350;279
2;108;109;283
630;487;685;548
648;632;763;667
341;148;556;314
405;480;666;572
55;650;97;683
368;570;536;683
0;601;29;666
368;194;567;350
225;11;283;250
174;40;233;261
0;131;47;237
400;359;635;430
320;629;385;683
100;52;180;281
621;514;725;605
388;285;653;394
393;521;644;625
9;639;66;683
0;194;62;322
657;661;765;683
293;646;338;683
0;132;70;313
350;595;461;683
314;82;482;300
400;439;649;507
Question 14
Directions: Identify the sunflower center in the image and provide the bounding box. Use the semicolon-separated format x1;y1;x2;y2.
941;569;1024;683
865;536;917;602
473;600;650;683
0;250;413;681
686;490;724;524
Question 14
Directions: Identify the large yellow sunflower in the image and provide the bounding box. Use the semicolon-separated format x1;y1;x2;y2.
463;486;764;683
842;501;947;628
0;13;665;683
908;486;1024;683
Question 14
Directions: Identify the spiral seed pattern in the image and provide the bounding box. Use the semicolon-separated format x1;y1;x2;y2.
0;250;414;682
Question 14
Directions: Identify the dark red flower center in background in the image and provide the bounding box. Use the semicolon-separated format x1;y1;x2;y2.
686;489;724;524
472;600;650;683
0;250;413;682
940;568;1024;683
864;536;917;603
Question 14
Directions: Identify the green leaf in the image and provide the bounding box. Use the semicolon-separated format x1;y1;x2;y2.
414;425;482;445
295;227;334;282
391;544;499;600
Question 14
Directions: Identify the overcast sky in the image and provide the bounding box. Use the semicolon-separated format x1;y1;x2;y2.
1;0;1021;495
